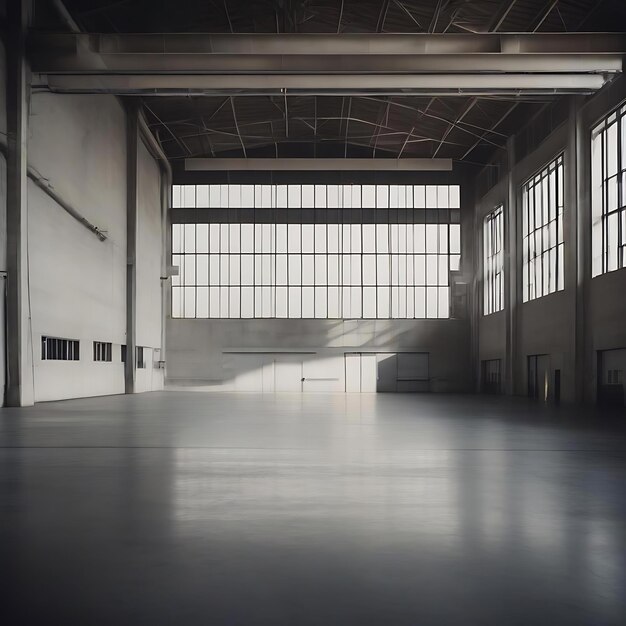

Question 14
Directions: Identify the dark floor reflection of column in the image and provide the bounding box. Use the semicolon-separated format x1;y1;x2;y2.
0;412;24;624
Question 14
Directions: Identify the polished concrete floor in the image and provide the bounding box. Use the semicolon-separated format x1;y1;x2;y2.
1;392;626;625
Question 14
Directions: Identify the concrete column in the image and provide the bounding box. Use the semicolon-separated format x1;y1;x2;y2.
6;0;34;407
561;96;584;403
125;104;139;394
460;170;478;392
573;97;593;404
504;137;518;396
161;167;172;379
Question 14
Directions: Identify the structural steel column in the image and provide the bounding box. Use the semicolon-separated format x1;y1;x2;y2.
125;103;139;394
573;97;592;404
6;0;34;406
505;137;518;396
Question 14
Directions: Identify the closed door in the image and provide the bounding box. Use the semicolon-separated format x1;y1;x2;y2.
360;354;378;392
345;354;361;392
528;354;550;401
345;353;378;392
598;348;626;406
274;355;303;392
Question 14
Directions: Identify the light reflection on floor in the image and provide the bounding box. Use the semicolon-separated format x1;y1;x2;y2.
1;392;625;625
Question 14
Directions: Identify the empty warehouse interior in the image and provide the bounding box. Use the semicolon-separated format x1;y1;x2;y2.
1;1;626;624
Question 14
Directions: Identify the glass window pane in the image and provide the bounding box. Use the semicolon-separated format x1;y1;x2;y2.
276;255;287;285
197;255;209;285
315;224;327;253
241;287;254;318
315;287;327;318
376;185;389;208
289;287;301;318
288;224;301;253
315;185;327;208
288;255;301;284
328;287;340;318
315;255;327;285
363;287;376;317
377;287;390;318
209;286;220;317
302;255;315;285
241;185;254;207
363;255;376;286
276;224;287;254
362;185;375;208
302;287;314;318
184;224;196;253
276;287;288;318
196;224;209;253
363;225;376;253
172;224;183;253
414;185;425;208
302;224;314;253
302;185;314;208
229;185;241;209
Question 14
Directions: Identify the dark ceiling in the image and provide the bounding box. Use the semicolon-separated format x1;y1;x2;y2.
33;0;626;166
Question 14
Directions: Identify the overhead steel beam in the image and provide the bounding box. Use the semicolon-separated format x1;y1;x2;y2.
44;73;607;95
28;51;624;75
28;32;626;56
185;158;452;171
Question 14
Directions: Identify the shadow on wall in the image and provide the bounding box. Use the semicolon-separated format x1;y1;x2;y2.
166;317;470;392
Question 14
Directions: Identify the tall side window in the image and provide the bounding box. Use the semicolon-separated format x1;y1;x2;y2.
591;103;626;277
483;205;504;315
521;155;564;302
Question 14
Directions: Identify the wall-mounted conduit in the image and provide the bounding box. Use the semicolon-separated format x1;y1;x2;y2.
0;141;108;242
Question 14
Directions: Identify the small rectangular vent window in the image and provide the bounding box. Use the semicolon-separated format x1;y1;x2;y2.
41;336;80;361
93;341;112;362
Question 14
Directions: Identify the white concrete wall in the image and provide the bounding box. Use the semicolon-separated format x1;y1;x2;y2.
25;93;164;401
28;93;127;402
167;318;472;393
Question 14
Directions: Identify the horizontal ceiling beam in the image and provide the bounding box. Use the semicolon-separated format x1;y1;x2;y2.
44;73;608;96
185;158;452;171
29;32;626;56
29;52;623;74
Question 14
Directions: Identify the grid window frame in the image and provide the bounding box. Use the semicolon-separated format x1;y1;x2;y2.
521;154;565;303
41;336;80;361
93;341;112;362
591;102;626;277
483;205;504;315
171;184;461;320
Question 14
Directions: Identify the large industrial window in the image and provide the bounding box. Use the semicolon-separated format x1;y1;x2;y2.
591;103;626;277
522;155;564;302
171;184;461;319
483;205;504;315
